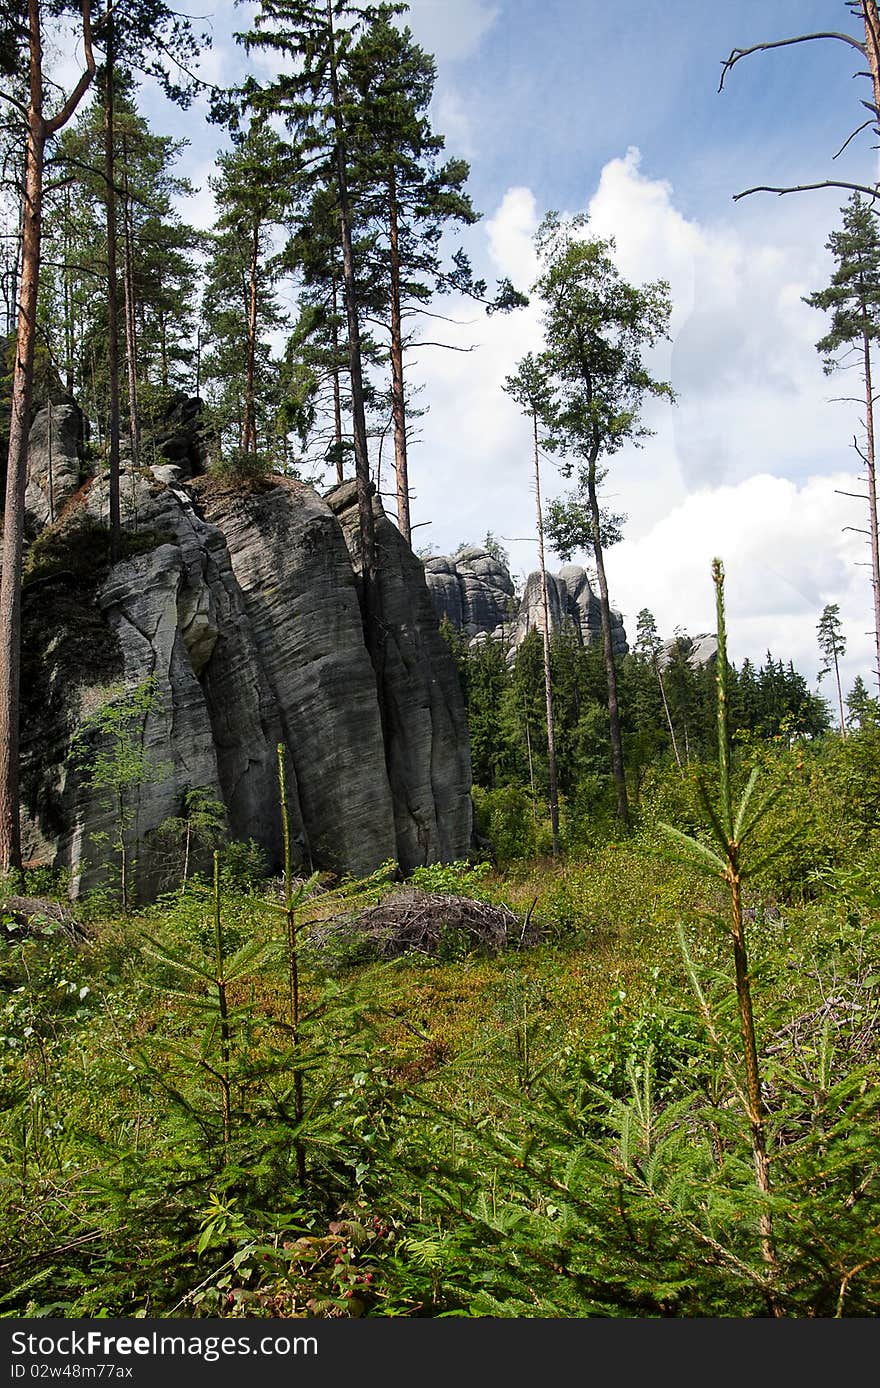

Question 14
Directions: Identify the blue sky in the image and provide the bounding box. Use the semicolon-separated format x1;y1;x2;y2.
51;0;880;696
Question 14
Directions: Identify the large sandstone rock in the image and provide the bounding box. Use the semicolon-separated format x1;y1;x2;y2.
328;482;473;870
659;631;717;669
151;393;210;477
424;547;516;635
514;564;628;658
423;548;628;658
24;402;84;531
22;444;470;898
198;479;398;877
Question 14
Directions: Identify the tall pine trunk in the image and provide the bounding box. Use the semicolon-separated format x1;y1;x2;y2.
653;651;683;771
243;220;260;463
62;185;75;395
0;10;44;875
587;447;630;831
330;277;344;483
103;31;121;559
862;3;880;690
326;0;377;636
387;168;411;543
861;320;880;690
533;408;559;854
0;0;94;873
121;134;140;470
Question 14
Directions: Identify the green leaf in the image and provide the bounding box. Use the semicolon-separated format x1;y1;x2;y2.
736;780;786;848
740;834;801;880
141;936;216;982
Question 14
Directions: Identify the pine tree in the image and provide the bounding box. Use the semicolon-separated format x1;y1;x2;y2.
42;89;200;452
346;11;498;543
817;602;848;736
635;608;683;771
92;0;204;556
503;353;560;853
201;123;291;474
239;0;387;648
0;0;96;874
536;213;675;830
846;672;879;727
806;193;880;693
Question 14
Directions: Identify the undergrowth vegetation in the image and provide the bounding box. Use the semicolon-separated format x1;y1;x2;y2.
2;626;879;1316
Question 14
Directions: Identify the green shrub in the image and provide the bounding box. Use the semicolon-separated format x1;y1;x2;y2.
473;784;553;863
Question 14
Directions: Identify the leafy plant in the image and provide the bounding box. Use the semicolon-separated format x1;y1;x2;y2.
70;677;171;910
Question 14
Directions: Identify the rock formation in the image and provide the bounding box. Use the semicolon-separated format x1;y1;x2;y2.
423;546;517;635
24;400;84;533
20;402;472;901
423;546;628;658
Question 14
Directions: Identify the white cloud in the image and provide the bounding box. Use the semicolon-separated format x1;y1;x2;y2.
404;0;500;63
605;473;872;696
430;84;478;160
404;149;878;692
485;186;540;286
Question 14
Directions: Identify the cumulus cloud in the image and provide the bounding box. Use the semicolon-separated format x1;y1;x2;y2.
605;473;872;696
586;148;844;495
405;0;500;63
405;149;876;693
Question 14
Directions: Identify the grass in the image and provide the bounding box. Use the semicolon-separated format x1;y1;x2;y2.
1;757;878;1316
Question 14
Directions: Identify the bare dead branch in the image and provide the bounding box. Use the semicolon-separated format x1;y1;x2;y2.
833;118;874;157
406;341;476;353
719;32;867;94
733;179;880;201
0;90;30;119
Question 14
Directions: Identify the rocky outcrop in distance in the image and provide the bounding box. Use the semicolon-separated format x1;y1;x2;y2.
423;547;628;658
20;401;472;902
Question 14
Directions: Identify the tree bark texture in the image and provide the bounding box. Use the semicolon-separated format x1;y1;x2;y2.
121;138;140;470
103;28;122;559
587;449;630;831
533;410;559;854
388;168;411;543
243;219;260;462
326;0;378;645
0;0;95;872
330;278;344;483
0;2;44;873
861;322;880;690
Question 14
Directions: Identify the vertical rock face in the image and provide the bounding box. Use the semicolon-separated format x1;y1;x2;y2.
423;547;516;635
328;483;473;871
24;402;84;532
514;564;628;657
423;546;629;658
198;479;398;877
22;452;470;899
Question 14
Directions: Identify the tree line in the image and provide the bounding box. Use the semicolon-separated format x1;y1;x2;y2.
442;615;834;829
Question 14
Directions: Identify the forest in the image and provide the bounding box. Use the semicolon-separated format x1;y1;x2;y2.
0;0;879;1320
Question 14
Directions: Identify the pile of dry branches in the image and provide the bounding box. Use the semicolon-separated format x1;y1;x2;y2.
0;895;88;943
767;982;880;1071
311;887;537;959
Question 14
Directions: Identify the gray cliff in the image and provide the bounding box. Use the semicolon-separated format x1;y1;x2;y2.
20;404;472;900
423;547;628;658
